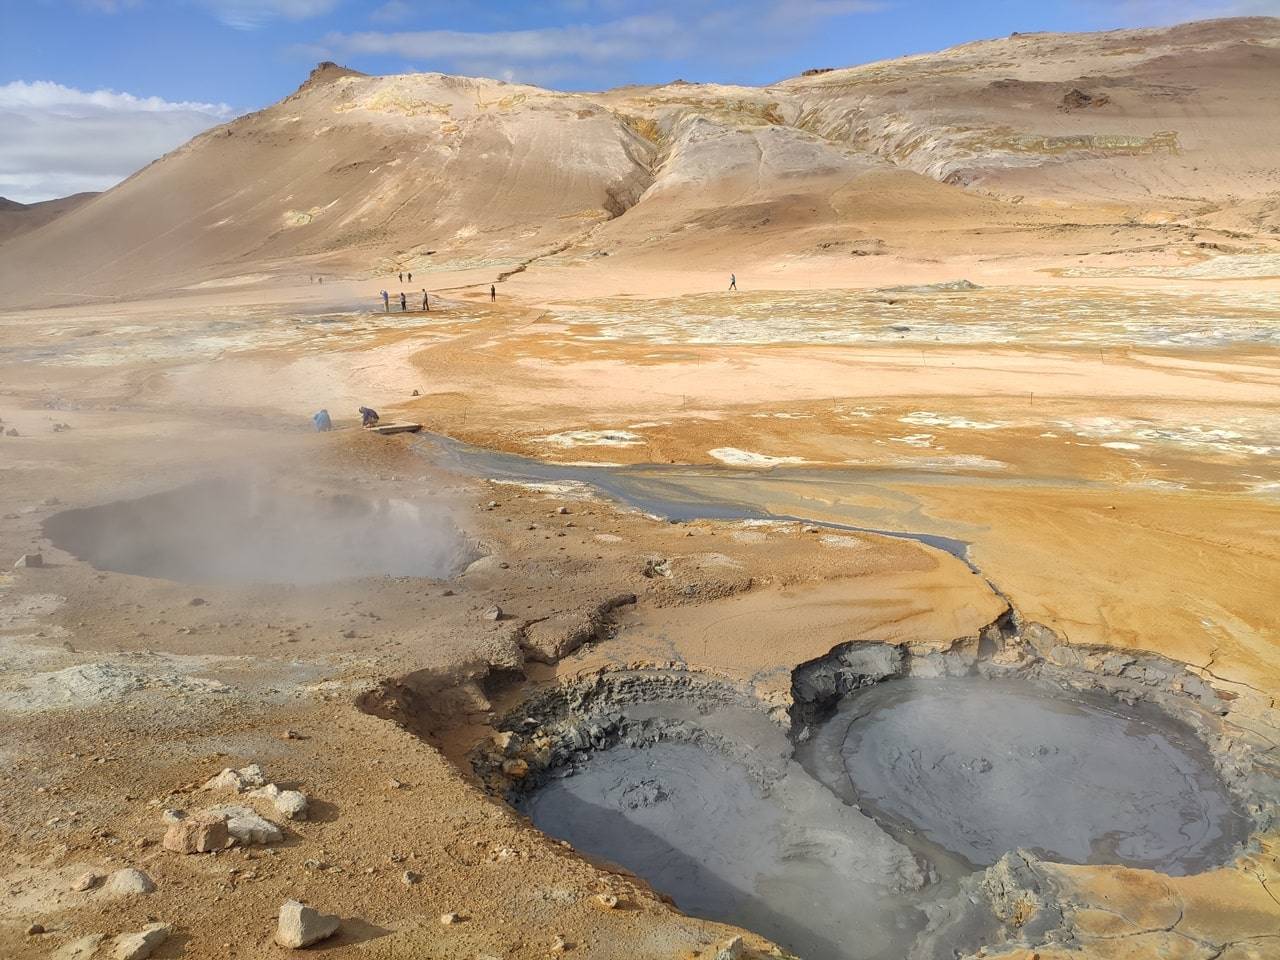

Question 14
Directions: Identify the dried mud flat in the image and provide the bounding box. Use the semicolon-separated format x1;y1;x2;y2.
1;258;1279;960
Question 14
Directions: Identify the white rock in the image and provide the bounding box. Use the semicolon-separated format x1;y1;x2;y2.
249;783;309;820
210;805;283;845
105;867;155;896
113;923;170;960
715;936;746;960
274;789;309;820
72;870;103;891
202;763;267;792
275;900;340;948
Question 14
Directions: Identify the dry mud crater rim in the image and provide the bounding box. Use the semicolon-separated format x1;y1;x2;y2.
42;478;477;584
427;642;1272;960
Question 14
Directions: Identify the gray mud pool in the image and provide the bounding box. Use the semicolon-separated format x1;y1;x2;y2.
44;478;475;584
518;676;1249;960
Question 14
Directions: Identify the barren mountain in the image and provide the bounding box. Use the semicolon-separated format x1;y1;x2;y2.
0;17;1277;306
0;193;96;246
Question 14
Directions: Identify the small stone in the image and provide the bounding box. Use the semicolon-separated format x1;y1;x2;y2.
594;892;619;909
551;934;571;953
163;810;230;853
501;758;529;778
715;936;746;960
113;922;170;960
387;778;407;789
802;525;820;534
105;867;155;896
304;858;327;871
14;553;43;569
483;605;503;621
401;870;420;886
5;428;18;436
26;922;45;935
189;597;207;606
412;389;420;397
281;729;303;740
161;808;186;824
274;789;309;820
73;870;104;891
275;900;340;948
556;506;570;515
440;912;462;925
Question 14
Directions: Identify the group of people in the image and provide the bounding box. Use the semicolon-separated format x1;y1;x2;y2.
380;288;431;313
311;407;379;432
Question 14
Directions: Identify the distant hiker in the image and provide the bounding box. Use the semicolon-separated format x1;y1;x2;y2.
490;284;496;302
318;276;323;284
400;291;407;312
359;406;380;427
422;289;429;311
312;409;332;432
729;273;737;291
407;271;412;282
381;289;389;312
398;271;404;283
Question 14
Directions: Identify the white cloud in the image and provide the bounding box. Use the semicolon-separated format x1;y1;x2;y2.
369;0;412;24
308;0;882;84
200;0;341;30
1078;0;1280;24
0;81;234;203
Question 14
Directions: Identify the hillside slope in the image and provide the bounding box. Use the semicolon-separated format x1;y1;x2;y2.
0;18;1276;307
0;193;97;246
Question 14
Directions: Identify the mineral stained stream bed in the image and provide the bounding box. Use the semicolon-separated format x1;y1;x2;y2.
506;672;1253;960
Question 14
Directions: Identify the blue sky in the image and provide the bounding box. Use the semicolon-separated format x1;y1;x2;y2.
1;0;1274;201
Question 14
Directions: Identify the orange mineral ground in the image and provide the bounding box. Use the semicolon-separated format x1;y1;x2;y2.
0;16;1277;960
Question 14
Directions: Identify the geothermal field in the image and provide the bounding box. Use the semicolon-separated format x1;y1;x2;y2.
1;15;1279;960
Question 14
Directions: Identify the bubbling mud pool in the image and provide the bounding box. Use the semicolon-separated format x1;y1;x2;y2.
508;672;1251;960
44;478;476;584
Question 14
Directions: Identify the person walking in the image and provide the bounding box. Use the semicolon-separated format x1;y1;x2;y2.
381;289;389;312
398;271;404;283
407;271;412;282
490;284;496;302
400;291;407;312
729;273;737;291
422;289;429;312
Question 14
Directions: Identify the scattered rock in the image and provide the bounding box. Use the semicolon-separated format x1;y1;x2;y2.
248;783;309;820
202;763;267;792
73;870;104;891
211;805;283;845
163;810;230;853
715;936;746;960
594;892;619;909
500;758;529;778
401;870;420;885
26;922;45;935
189;597;206;606
551;934;571;953
5;428;18;437
387;777;407;789
483;605;504;621
281;729;304;740
276;900;340;949
113;923;170;960
556;506;570;515
14;553;43;569
105;867;155;896
440;912;463;925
